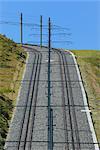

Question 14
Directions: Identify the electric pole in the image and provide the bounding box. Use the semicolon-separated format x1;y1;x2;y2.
40;15;42;48
20;13;23;45
50;108;53;150
48;16;51;150
48;17;53;150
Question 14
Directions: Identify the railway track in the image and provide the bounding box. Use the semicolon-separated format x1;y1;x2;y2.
53;49;81;150
17;47;42;150
54;50;69;150
5;46;97;150
63;51;81;150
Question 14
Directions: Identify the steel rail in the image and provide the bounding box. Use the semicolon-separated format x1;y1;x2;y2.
26;52;42;150
17;51;37;150
61;50;76;150
57;49;81;149
17;47;42;150
22;53;41;150
63;52;81;150
54;49;76;150
54;49;69;150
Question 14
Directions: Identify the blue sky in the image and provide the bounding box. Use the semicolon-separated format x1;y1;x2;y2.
0;0;100;50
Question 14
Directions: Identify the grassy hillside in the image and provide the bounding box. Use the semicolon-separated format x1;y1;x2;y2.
0;34;27;149
71;50;100;142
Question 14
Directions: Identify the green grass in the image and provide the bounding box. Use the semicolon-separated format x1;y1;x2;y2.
0;34;27;149
71;50;100;142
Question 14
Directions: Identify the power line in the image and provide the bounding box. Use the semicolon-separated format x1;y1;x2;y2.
27;41;72;44
0;20;71;33
0;16;72;47
29;33;71;36
0;20;40;27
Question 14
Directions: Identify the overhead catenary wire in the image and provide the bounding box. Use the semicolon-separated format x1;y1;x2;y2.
0;20;40;27
29;33;71;36
0;15;72;48
27;41;72;44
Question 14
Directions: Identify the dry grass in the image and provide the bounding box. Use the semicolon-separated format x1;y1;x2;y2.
0;34;27;149
0;34;27;100
71;50;100;142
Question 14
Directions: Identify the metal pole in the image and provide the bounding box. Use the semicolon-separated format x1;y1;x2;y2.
40;15;42;48
48;17;51;150
20;13;23;45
